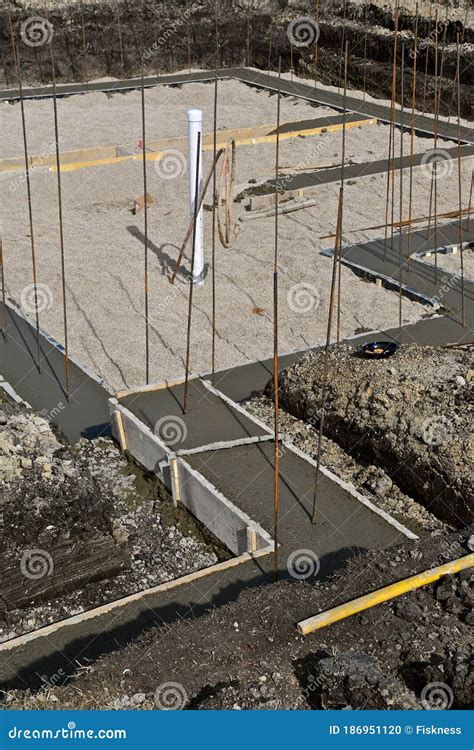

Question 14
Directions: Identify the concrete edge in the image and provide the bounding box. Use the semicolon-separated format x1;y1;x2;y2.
0;545;274;662
173;454;275;554
281;440;419;541
2;298;106;388
411;249;474;285
200;378;274;434
176;434;275;456
0;374;31;407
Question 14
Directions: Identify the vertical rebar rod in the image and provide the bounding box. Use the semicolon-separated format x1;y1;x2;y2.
183;132;202;414
186;0;191;73
336;41;348;344
407;5;418;269
311;187;343;526
211;31;219;379
447;4;468;122
398;43;405;329
267;20;273;77
51;46;70;400
81;4;89;82
314;0;320;86
117;5;125;80
362;0;368;101
427;8;439;236
422;1;432;111
140;69;150;384
8;14;41;368
384;2;399;260
272;60;282;581
456;34;465;327
0;240;7;342
338;0;347;93
246;17;250;67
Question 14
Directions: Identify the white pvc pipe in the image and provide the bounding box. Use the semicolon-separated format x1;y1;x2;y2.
187;108;204;285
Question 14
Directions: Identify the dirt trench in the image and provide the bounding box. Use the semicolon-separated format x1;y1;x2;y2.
1;1;471;116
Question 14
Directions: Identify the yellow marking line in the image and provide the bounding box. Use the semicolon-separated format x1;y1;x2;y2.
297;553;474;635
15;117;376;174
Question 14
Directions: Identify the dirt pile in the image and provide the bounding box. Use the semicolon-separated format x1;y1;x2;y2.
271;343;473;527
2;526;471;708
0;395;222;642
1;1;471;115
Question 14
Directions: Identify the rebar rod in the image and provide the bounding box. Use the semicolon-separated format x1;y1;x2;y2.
0;240;7;342
398;43;405;329
8;14;41;368
314;0;320;86
407;5;419;268
427;8;439;235
421;1;432;111
117;5;125;80
211;41;218;379
338;0;347;93
383;2;399;260
183;131;202;414
456;34;465;327
336;41;348;344
272;60;282;581
51;45;70;400
362;0;369;101
311;187;343;526
140;69;150;384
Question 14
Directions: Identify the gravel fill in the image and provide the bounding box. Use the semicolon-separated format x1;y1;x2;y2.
0;395;225;642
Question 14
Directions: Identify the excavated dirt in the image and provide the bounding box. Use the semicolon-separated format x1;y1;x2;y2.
244;394;447;536
2;526;472;709
0;393;228;643
271;343;473;528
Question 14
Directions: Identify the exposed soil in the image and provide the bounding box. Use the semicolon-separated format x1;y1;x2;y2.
1;1;472;117
0;394;228;643
271;343;473;527
244;394;448;536
2;526;472;709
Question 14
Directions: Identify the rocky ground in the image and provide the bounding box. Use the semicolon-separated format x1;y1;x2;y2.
271;343;473;528
0;391;226;643
418;245;474;280
2;526;472;710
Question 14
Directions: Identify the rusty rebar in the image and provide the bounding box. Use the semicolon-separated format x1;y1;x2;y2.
183;131;202;414
117;5;125;80
421;1;432;111
362;0;369;101
51;44;70;400
8;13;41;368
311;186;343;526
211;63;218;379
272;60;282;581
338;0;347;93
456;34;465;327
384;1;399;260
407;5;419;268
336;41;348;344
0;240;7;342
314;0;320;86
140;69;150;384
398;43;405;329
